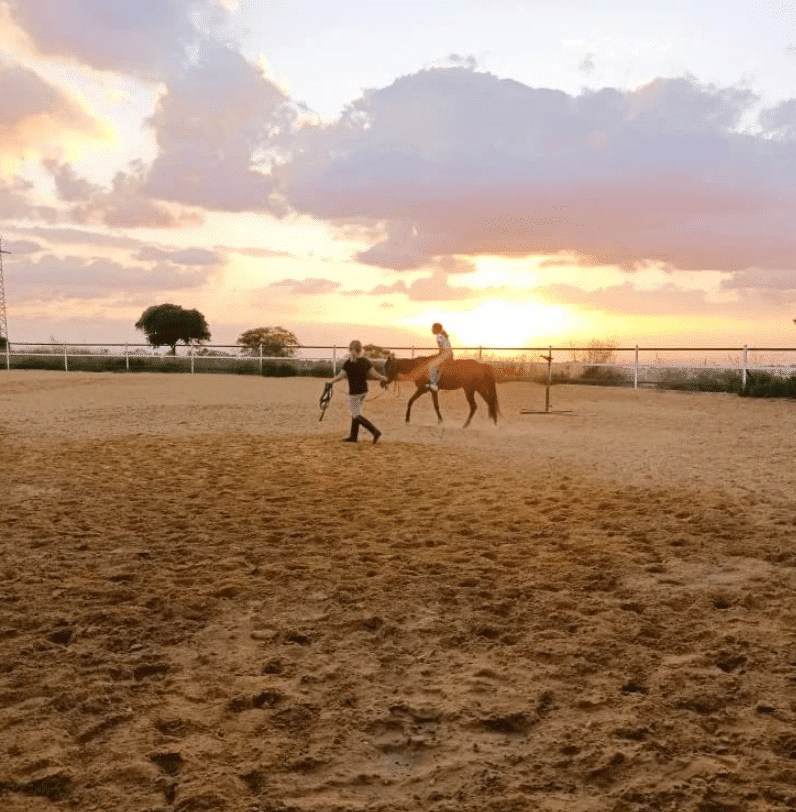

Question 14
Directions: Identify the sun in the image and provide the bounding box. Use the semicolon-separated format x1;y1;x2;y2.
442;299;578;348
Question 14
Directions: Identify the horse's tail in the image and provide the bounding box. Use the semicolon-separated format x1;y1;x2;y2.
484;366;500;423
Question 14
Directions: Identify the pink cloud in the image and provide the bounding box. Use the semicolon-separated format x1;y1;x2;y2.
721;268;796;290
535;281;796;317
12;253;216;302
0;61;109;163
0;176;58;221
7;226;146;249
369;271;477;302
6;0;222;80
268;278;341;295
276;68;796;275
217;246;297;259
136;246;226;266
44;160;205;228
143;44;295;214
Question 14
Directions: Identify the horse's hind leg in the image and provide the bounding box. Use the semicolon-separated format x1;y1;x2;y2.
431;390;443;423
462;388;477;428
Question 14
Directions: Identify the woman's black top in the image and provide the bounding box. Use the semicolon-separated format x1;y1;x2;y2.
343;357;372;395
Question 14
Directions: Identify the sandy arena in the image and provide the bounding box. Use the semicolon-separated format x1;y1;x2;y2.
1;370;796;812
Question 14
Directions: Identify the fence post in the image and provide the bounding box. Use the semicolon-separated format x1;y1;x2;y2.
5;340;9;371
411;346;415;358
64;343;68;372
478;345;482;360
634;345;639;390
332;345;337;375
742;344;748;391
190;343;195;375
125;343;129;371
259;343;263;375
546;346;553;412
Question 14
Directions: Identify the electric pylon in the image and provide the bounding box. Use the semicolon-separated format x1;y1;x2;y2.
0;237;9;350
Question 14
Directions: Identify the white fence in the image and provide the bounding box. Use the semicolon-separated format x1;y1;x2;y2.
2;341;796;390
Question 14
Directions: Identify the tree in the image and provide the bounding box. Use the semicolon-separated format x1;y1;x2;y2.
135;303;211;355
236;326;300;357
363;344;390;359
569;338;618;365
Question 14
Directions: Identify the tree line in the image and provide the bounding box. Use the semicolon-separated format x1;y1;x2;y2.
134;302;389;358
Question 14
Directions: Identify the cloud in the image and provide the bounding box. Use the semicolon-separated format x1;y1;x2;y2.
12;253;216;301
216;245;297;259
136;246;226;265
533;280;750;318
0;61;110;168
276;68;796;274
45;160;205;228
6;225;146;249
370;271;476;302
758;98;796;140
2;238;42;254
406;271;476;301
721;268;796;290
5;0;224;81
579;53;596;73
355;223;477;273
143;44;295;214
370;280;408;295
447;53;478;70
268;277;341;295
43;159;101;201
0;175;58;221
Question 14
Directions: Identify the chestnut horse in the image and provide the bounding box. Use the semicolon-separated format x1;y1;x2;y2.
383;353;499;427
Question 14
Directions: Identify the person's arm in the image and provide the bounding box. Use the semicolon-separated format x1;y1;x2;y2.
328;369;347;384
368;368;390;388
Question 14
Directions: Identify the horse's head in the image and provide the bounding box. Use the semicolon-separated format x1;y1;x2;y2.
383;352;398;384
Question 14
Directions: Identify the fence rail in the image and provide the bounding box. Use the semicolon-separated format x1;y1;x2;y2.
2;341;796;390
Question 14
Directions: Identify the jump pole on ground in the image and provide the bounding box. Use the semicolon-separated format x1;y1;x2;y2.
520;348;573;415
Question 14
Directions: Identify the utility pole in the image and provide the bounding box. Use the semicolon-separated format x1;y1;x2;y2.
0;237;10;370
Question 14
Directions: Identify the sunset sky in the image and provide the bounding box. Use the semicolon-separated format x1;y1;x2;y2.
2;0;795;350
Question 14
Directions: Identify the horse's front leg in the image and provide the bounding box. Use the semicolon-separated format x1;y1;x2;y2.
405;386;426;423
430;389;443;423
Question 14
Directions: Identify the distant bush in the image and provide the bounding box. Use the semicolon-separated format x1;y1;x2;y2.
309;361;335;377
579;365;632;386
653;368;742;393
4;349;339;377
693;370;743;393
741;371;796;398
12;355;65;371
262;361;297;377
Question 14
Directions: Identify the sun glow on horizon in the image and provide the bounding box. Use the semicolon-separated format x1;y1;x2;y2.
409;299;580;348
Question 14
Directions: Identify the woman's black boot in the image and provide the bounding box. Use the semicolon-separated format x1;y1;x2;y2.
356;416;381;444
342;418;359;442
